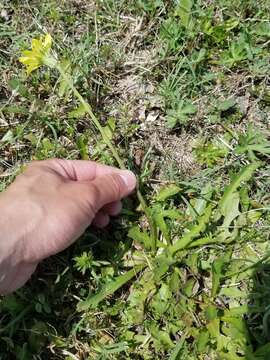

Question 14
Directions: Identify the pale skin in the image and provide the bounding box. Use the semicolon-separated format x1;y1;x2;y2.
0;159;136;295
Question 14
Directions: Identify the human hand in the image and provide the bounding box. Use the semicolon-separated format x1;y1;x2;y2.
0;159;136;294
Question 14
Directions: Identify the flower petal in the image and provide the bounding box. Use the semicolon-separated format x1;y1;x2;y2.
43;34;52;49
19;33;53;74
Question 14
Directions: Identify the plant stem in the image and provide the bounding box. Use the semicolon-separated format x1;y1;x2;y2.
56;64;125;169
56;63;157;250
136;184;157;252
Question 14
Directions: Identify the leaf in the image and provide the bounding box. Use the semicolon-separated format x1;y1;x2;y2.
29;321;49;352
156;184;181;201
216;98;236;111
223;305;249;317
205;304;218;321
77;265;145;310
207;318;220;338
153;209;170;243
0;130;13;143
58;59;72;97
194;184;213;215
162;209;182;219
166;114;178;129
211;258;225;297
183;195;199;219
221;317;249;340
254;343;270;358
235;129;270;158
0;294;25;315
128;226;152;250
192;48;207;64
169;333;187;360
3;105;29;114
168;270;181;294
208;18;239;44
175;0;193;29
220;287;246;298
124;272;155;325
183;278;197;297
76;135;89;160
68;103;88;119
222;191;240;228
252;22;270;38
242;143;270;155
152;254;175;282
239;186;250;211
8;78;31;98
187;235;217;248
149;323;174;349
103;118;116;138
166;101;197;128
94;341;129;356
169;205;212;254
220;33;253;68
219;162;261;217
182;102;197;114
150;283;172;316
196;329;210;353
194;141;227;167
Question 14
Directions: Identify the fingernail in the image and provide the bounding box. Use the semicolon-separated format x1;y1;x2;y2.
120;170;137;192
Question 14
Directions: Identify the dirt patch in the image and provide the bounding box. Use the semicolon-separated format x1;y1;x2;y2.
106;72;200;179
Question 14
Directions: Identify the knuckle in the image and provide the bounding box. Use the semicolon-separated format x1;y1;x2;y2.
24;161;38;171
87;182;102;209
23;160;45;175
21;162;39;178
110;174;122;199
20;160;59;186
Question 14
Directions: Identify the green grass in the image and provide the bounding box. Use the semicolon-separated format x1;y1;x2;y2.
0;0;270;359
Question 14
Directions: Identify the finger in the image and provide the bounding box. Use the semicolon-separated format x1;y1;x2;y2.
34;159;126;181
80;170;136;211
92;211;110;228
102;201;122;216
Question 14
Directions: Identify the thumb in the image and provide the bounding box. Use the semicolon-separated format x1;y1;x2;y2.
84;170;137;211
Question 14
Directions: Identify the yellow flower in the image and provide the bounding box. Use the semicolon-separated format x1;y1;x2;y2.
19;34;54;74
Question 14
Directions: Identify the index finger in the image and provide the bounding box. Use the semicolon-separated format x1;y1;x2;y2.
37;159;124;181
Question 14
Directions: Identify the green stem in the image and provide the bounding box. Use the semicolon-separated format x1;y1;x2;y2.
56;64;125;169
137;183;157;252
56;62;157;250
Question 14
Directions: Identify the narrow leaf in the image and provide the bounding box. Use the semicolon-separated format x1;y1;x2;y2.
182;102;197;114
58;59;72;97
153;211;170;243
78;265;145;310
169;333;187;360
156;184;181;202
219;162;260;217
169;205;212;254
68;103;88;119
211;258;225;297
217;98;236;111
176;0;193;28
128;226;152;250
8;78;31;98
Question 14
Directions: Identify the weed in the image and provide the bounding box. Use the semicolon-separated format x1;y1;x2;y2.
166;100;197;128
0;0;270;359
193;138;228;167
